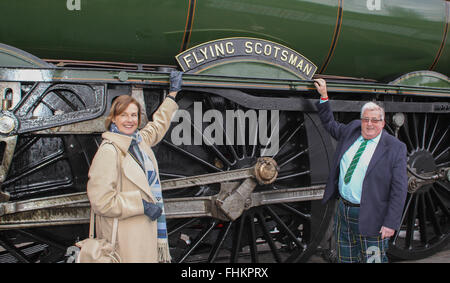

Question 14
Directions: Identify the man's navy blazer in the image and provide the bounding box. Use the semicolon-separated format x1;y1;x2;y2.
317;101;408;237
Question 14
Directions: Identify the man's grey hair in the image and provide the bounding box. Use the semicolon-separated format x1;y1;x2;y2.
360;102;385;121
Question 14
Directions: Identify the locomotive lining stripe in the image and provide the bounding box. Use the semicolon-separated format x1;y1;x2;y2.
180;0;197;52
0;47;47;67
318;0;344;74
429;1;449;70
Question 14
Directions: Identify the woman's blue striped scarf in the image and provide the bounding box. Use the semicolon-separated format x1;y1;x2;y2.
110;123;171;262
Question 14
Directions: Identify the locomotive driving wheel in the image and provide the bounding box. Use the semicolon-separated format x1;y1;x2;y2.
156;91;334;262
386;112;450;260
0;81;101;262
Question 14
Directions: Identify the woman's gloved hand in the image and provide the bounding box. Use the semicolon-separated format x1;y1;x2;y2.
169;70;183;93
142;199;162;221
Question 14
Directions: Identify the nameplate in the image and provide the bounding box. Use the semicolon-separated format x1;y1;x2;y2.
175;37;317;80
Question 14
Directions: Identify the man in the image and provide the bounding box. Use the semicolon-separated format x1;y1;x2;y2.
313;78;408;263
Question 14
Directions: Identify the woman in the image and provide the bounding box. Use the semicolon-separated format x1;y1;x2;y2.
87;71;182;262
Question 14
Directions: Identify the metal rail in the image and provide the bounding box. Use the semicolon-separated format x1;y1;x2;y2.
1;67;450;98
0;163;325;229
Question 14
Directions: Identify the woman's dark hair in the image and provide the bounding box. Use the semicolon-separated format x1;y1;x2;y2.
105;95;142;130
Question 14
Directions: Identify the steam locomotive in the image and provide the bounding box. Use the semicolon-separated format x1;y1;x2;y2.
0;0;448;262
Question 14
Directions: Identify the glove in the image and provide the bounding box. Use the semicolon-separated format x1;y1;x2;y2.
169;70;183;93
142;199;162;221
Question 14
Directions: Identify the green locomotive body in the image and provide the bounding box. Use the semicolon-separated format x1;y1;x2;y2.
0;0;448;80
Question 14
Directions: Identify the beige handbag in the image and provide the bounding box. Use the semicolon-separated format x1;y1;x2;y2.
75;141;122;263
75;210;121;263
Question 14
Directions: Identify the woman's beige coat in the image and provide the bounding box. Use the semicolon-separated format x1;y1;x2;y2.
87;98;178;262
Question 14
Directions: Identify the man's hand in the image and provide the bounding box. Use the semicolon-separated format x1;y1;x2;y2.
380;226;395;239
314;78;328;99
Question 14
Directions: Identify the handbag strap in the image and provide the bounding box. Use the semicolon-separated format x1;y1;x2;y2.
88;212;119;245
89;141;122;247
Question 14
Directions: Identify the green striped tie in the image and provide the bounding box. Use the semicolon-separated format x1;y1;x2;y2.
344;139;368;184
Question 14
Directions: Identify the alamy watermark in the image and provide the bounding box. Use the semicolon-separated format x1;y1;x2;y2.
170;102;279;156
367;0;382;11
366;246;382;263
67;0;81;11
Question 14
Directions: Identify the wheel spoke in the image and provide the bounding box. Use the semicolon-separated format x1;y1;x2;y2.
12;82;38;114
412;113;419;150
231;212;247;263
12;137;39;159
247;214;259;263
402;121;415;152
178;220;217;263
430;185;450;219
255;210;283;262
434;146;449;162
276;170;310;181
273;122;304;158
167;218;200;237
207;221;233;262
248;115;259;158
437;161;450;168
265;206;305;250
161;139;222;172
424;191;442;237
278;149;308;169
204;96;240;161
405;195;418;250
3;150;65;186
184;113;235;167
427;116;439;151
393;193;413;244
417;194;428;245
431;127;449;156
421;114;427;149
277;203;311;222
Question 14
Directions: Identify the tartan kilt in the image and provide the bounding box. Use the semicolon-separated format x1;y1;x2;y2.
334;198;389;263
